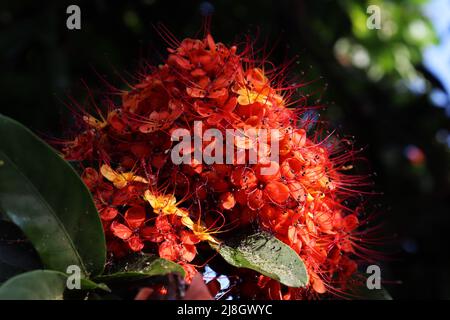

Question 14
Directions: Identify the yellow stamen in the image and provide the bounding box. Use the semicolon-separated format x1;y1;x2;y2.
100;164;148;189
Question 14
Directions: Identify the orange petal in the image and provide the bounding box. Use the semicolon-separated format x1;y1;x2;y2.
219;192;236;210
281;158;303;180
316;212;333;233
265;181;290;204
159;240;179;261
180;244;197;262
288;181;306;202
128;235;144;252
110;221;133;240
180;230;201;245
311;273;327;294
180;263;198;284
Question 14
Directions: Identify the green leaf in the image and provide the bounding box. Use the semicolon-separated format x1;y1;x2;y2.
356;286;392;300
347;272;393;300
211;231;309;288
0;220;42;283
94;254;185;283
0;269;110;300
0;114;106;276
0;270;67;300
79;278;111;292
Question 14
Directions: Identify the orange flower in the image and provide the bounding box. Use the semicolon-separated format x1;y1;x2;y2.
110;205;147;251
61;33;375;298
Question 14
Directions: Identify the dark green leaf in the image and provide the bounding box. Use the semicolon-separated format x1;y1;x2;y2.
211;231;309;288
0;270;67;300
0;269;110;300
347;272;393;300
0;114;106;276
94;254;185;283
79;278;111;292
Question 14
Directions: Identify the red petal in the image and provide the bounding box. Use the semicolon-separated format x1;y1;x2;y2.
191;68;207;77
288;181;305;202
81;167;99;189
316;212;333;233
281;158;302;180
186;87;206;98
155;216;173;233
208;88;227;99
231;167;257;189
311;273;327;294
193;101;214;117
159;240;179;261
128;235;144;252
247;189;264;210
110;221;133;240
100;207;118;221
219;192;236;210
140;226;164;243
180;263;198;284
223;96;237;112
265;181;290;204
260;205;279;221
180;231;200;245
288;226;302;253
125;205;146;229
343;214;359;231
180;244;197;262
168;54;192;70
206;113;223;125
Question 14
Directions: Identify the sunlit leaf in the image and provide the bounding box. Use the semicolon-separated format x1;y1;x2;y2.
212;231;309;288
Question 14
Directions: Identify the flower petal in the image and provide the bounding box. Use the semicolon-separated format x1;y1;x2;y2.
219;192;236;210
100;207;119;221
110;221;133;240
247;189;264;210
125;205;146;229
140;226;164;243
159;240;179;261
265;181;290;204
128;235;144;252
180;244;197;262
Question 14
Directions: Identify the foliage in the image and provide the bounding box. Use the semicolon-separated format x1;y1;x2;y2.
0;0;449;299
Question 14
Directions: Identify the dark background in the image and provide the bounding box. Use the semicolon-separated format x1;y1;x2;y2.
1;0;449;299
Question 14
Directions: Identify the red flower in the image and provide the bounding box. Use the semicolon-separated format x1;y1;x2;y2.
61;33;375;298
231;163;290;210
141;215;199;263
110;205;147;251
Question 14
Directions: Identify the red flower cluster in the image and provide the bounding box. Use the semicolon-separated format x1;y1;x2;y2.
62;34;371;298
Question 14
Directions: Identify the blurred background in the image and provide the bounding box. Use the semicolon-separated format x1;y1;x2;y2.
1;0;449;299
